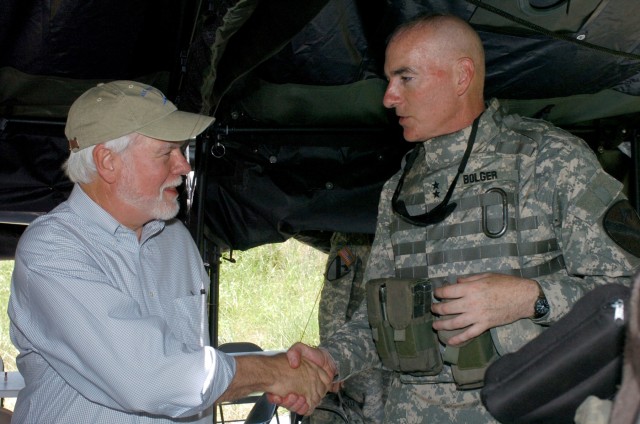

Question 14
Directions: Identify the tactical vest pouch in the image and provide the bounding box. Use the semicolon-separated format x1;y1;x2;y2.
435;291;499;389
366;278;442;375
438;324;498;390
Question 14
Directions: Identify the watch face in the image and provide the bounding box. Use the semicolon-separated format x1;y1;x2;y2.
534;297;550;318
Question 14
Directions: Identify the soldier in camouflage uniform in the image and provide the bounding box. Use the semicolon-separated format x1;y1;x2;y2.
305;232;391;423
276;14;640;423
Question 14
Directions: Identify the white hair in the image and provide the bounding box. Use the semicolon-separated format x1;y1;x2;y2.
63;134;135;183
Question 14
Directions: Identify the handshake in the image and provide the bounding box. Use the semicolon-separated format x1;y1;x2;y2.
266;342;340;415
217;342;339;416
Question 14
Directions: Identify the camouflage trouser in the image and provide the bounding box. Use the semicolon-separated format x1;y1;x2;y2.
305;232;391;424
385;377;499;424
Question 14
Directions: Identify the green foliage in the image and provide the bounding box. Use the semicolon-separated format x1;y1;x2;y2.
0;260;18;371
217;240;326;350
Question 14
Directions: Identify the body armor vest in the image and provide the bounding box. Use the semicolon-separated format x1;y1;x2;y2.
391;136;564;283
387;122;566;383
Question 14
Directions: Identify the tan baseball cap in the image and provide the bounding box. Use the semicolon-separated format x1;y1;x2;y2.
65;80;215;151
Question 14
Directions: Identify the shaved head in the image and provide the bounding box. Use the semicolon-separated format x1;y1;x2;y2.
389;14;486;88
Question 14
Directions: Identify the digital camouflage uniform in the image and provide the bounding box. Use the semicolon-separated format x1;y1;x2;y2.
306;232;392;424
322;99;640;423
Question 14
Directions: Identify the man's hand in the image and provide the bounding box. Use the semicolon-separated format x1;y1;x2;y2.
217;352;332;416
286;343;337;377
431;273;540;345
267;342;339;412
265;353;332;415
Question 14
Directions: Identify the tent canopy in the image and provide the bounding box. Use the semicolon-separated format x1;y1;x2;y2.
2;0;640;257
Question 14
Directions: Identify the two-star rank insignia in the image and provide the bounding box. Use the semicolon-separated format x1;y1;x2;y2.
432;181;441;199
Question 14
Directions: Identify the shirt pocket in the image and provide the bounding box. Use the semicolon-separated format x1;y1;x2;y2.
166;293;207;346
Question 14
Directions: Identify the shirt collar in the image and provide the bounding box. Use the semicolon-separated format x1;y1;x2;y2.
420;98;501;169
68;184;165;239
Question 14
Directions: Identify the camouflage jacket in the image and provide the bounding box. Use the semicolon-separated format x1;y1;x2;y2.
323;98;640;381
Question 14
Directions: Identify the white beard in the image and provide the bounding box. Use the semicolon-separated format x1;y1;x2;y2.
117;160;182;221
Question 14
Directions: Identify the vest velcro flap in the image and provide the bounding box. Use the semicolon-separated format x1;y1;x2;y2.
386;280;414;331
572;169;622;222
365;278;386;326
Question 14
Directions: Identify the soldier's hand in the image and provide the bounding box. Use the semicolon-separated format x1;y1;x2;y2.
286;342;337;378
218;351;331;415
265;353;332;415
431;273;540;345
267;342;339;410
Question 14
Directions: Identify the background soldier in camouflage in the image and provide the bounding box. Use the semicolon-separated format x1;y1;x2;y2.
304;232;391;424
275;14;640;423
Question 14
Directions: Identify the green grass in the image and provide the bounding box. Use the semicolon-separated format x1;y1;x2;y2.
218;240;326;350
217;240;326;420
0;260;18;372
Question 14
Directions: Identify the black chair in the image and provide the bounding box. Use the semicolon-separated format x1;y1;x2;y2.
217;342;279;424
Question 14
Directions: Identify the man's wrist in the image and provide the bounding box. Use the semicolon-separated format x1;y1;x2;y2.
317;346;339;381
531;283;549;319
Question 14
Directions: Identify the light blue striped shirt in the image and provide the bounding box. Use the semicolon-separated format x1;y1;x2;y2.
8;184;236;423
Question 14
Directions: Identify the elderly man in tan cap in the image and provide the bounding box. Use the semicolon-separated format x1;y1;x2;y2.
8;81;330;424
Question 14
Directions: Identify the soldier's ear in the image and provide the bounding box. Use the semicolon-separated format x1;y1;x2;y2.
455;57;475;96
93;144;117;184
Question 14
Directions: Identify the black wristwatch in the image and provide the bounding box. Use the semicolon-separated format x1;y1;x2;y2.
532;287;549;319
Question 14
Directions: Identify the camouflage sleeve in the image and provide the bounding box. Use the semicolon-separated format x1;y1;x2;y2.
318;232;372;340
532;128;640;323
322;175;401;379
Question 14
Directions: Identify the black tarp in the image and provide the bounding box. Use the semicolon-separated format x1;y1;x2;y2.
2;0;640;255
